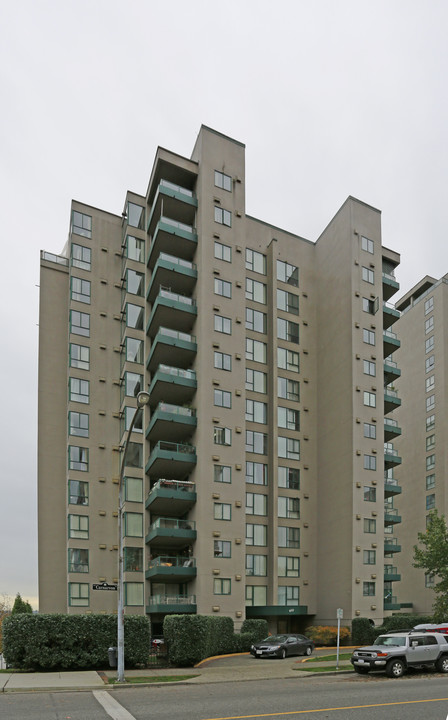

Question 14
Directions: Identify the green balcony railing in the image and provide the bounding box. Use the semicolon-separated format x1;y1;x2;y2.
148;555;196;570
148;594;196;607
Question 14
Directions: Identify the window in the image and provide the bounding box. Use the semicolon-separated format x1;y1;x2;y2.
278;407;300;431
364;391;376;407
246;278;267;304
426;434;435;451
362;267;374;284
69;377;89;404
426;415;435;432
125;236;144;262
126;303;144;330
363;329;375;345
70;310;90;337
361;236;374;253
425;316;434;334
246;308;267;333
426;474;435;490
123;407;143;434
245;585;267;606
214;206;232;226
68;548;89;573
363;486;376;502
246;462;268;485
246;431;268;455
278;496;300;519
124;548;143;572
424;297;434;315
126;203;144;229
214;314;232;334
426;455;435;471
425;573;435;588
124;512;143;537
123;372;143;398
246;523;267;546
363;550;376;564
72;211;92;238
126;269;144;296
125;338;143;364
426;494;436;510
364;518;376;533
362;297;375;314
278;318;299;344
364;454;376;471
246;554;267;576
426;375;435;392
214;540;231;558
214;501;232;521
214;427;232;446
214;465;231;484
278;467;300;490
214;389;232;408
277;348;300;372
214;278;232;298
277;289;299;315
124;477;143;502
278;556;300;577
363;582;375;596
277;260;299;287
246;249;266;275
214;241;231;262
68;582;89;607
364;422;376;439
214;578;231;595
363;360;376;376
68;446;88;472
426;336;434;353
126;442;143;468
68;411;89;437
246;369;267;393
124;582;144;606
246;492;268;516
214;351;232;371
71;277;91;304
246;400;267;424
69;343;90;370
426;395;435;412
278;377;300;401
246;338;267;363
278;527;300;548
278;586;299;605
68;514;89;539
71;243;91;270
426;355;435;373
69;479;88;506
215;170;232;192
278;437;300;460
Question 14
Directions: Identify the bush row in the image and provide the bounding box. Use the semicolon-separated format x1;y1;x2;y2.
351;613;435;645
305;625;351;645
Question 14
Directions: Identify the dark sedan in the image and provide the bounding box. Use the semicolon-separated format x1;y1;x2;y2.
250;634;314;659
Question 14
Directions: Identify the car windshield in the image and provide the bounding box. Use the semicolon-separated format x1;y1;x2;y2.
374;636;406;646
262;635;288;643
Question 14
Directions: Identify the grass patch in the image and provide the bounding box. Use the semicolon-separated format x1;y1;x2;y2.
109;674;198;684
298;665;351;673
306;653;352;663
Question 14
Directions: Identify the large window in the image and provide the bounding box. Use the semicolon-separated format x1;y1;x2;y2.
426;414;435;432
215;170;232;191
214;540;231;558
68;411;89;437
426;375;435;392
125;236;144;262
124;582;144;606
71;277;91;304
363;329;375;345
70;310;90;337
72;211;92;238
245;585;267;606
364;518;376;533
426;395;435;412
68;548;89;573
214;351;232;371
69;343;90;370
68;446;89;471
246;338;267;363
246;554;267;576
246;524;267;546
426;494;436;510
362;297;375;314
214;278;232;298
125;338;143;364
214;465;231;484
278;377;299;401
277;289;299;315
126;203;144;229
426;336;434;353
246;308;267;333
214;314;232;334
426;455;435;471
123;372;143;398
246;462;268;485
124;512;143;537
68;479;89;505
246;400;267;424
277;348;299;372
214;241;231;262
71;243;91;270
364;454;376;471
68;514;89;539
364;391;376;407
68;582;89;606
126;269;144;296
214;206;232;227
363;550;376;564
361;236;374;253
278;437;300;460
363;360;376;376
364;486;376;502
125;303;144;330
278;496;300;519
246;278;267;304
363;582;375;596
69;378;89;404
246;492;268;516
278;586;299;605
214;427;232;446
278;527;300;548
246;431;268;455
277;260;299;287
124;477;143;502
277;318;299;344
214;389;232;408
246;368;267;393
424;297;434;315
214;578;231;595
278;407;300;431
246;249;266;275
278;556;300;577
124;548;143;571
126;443;143;468
425;317;434;334
278;467;300;489
362;267;374;284
426;355;435;373
426;474;435;490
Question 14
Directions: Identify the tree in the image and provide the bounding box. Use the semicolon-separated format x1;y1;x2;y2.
413;510;448;620
0;595;12;654
11;593;33;616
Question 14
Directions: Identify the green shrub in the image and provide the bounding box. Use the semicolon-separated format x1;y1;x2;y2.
240;619;268;642
379;614;433;632
232;632;254;652
305;625;350;645
351;618;376;645
164;615;209;666
3;614;150;670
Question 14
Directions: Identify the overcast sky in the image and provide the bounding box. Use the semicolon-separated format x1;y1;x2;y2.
1;0;447;609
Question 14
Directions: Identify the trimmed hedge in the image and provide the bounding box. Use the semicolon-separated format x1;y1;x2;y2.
352;614;436;646
240;619;268;642
351;618;376;645
3;614;150;670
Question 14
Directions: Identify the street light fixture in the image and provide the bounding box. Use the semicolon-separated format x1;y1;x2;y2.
117;390;150;683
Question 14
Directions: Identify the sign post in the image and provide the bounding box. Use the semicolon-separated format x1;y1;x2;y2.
336;608;343;669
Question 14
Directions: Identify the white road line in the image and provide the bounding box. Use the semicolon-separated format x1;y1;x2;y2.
93;690;137;720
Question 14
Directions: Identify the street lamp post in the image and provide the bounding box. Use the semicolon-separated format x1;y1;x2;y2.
117;390;150;683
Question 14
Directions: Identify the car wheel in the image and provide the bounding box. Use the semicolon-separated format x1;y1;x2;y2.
280;649;286;659
386;659;405;678
435;656;448;673
305;646;312;656
354;666;369;674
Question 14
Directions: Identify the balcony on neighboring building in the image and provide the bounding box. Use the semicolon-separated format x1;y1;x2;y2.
384;538;401;554
382;270;400;302
146;403;197;443
146;593;197;614
148;365;197;407
147;327;197;372
147;217;198;269
145;517;197;548
146;479;196;515
383;594;401;611
147;253;197;304
384;417;402;442
384;386;402;414
382;301;400;330
384;446;402;470
384;565;401;582
145;555;197;582
145;440;197;478
383;358;401;385
384;507;401;526
146;288;197;337
383;329;400;358
384;478;402;498
147;180;197;236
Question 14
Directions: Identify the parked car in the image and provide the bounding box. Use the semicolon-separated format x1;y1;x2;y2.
250;634;314;659
351;631;448;677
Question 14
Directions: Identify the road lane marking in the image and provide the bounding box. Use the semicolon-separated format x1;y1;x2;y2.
93;690;137;720
202;696;448;720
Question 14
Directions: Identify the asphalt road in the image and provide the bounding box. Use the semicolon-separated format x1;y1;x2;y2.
1;673;448;720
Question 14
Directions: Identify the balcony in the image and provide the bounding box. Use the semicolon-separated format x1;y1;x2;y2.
382;271;400;302
384;478;402;498
146;479;196;515
147;327;197;372
41;250;69;267
383;358;401;385
384;446;402;470
383;329;400;358
145;440;197;478
383;594;401;611
382;301;400;330
147;288;197;337
147;180;197;236
148;365;197;407
147;253;197;303
145;517;197;548
384;418;402;442
147;217;197;270
146;403;197;442
145;555;197;582
384;538;401;554
146;594;196;615
384;387;402;415
384;565;401;582
384;508;401;526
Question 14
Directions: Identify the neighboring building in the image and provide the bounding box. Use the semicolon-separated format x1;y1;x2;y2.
38;125;401;632
394;275;448;614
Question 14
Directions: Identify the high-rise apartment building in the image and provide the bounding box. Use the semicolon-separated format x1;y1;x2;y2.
38;125;402;632
394;275;448;614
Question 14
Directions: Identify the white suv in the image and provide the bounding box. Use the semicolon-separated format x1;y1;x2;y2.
351;631;448;678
